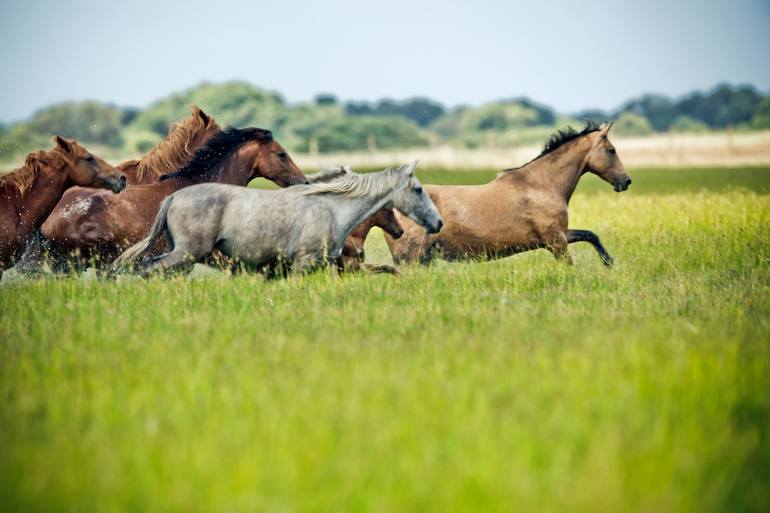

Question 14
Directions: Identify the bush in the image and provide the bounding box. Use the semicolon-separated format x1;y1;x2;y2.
751;95;770;129
129;82;286;136
613;112;654;136
669;115;710;133
313;116;428;153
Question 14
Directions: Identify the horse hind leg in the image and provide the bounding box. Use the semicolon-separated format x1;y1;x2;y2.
141;249;196;276
567;229;613;267
545;232;573;265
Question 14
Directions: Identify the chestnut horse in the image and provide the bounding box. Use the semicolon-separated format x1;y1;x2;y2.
16;106;221;274
306;167;403;274
339;208;403;274
40;126;307;269
117;105;220;185
0;136;125;277
386;122;632;266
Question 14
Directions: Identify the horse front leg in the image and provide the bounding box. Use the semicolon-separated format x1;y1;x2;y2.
567;229;613;267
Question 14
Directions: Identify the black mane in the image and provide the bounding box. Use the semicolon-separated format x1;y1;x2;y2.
538;120;601;158
159;126;273;181
499;121;603;175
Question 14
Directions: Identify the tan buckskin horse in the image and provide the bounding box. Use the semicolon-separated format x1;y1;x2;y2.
0;137;125;277
117;105;220;185
386;122;631;266
40;126;307;269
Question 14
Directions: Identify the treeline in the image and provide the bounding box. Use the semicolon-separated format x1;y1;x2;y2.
1;81;768;159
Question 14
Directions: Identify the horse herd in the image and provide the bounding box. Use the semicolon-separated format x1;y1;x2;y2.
0;106;632;280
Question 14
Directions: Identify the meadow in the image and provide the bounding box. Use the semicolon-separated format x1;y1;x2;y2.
1;166;769;513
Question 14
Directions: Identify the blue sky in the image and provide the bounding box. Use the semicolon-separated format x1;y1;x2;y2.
0;0;768;121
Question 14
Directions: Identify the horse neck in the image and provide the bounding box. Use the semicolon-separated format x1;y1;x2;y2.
168;150;254;188
328;175;399;251
517;138;593;201
16;157;71;230
348;217;377;245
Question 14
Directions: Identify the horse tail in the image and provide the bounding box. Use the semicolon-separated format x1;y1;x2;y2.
114;195;174;267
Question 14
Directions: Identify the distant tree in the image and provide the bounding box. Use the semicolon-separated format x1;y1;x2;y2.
613;112;654;136
675;84;761;128
751;95;770;129
344;101;375;116
314;93;338;106
128;81;286;136
571;109;611;124
313;116;428;152
669;115;710;133
345;97;445;127
621;94;678;131
24;101;126;147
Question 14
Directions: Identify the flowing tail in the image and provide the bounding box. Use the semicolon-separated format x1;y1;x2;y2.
114;195;174;268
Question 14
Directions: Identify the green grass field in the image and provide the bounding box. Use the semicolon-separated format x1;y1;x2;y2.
1;167;769;513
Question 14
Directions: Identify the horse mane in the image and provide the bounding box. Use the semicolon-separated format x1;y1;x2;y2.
159;126;274;181
294;167;402;198
0;150;63;196
306;165;352;184
499;121;602;176
134;106;220;182
539;120;601;157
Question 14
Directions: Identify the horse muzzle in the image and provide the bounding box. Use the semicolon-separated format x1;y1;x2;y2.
109;175;127;193
614;177;632;192
427;218;444;234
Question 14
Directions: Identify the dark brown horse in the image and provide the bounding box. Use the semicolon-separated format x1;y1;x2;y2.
338;208;403;274
117;105;220;185
0;137;125;277
40;127;307;269
386;122;631;266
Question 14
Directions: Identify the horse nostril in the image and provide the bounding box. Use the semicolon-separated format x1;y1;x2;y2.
626;177;632;186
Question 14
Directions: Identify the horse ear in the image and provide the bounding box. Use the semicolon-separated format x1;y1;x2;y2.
600;121;614;134
53;135;73;154
193;105;211;126
401;160;419;176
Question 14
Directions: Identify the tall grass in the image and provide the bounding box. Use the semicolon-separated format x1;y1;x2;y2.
1;169;768;513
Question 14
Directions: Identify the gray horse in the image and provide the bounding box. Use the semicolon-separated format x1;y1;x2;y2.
115;161;443;275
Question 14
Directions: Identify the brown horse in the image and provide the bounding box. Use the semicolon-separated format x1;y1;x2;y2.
0;136;125;276
16;106;221;274
117;105;220;185
40;126;307;269
386;122;631;265
339;208;403;274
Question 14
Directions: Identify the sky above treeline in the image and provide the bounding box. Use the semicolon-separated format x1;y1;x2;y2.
0;0;768;122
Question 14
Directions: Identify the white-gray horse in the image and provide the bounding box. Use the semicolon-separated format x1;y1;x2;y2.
115;161;443;275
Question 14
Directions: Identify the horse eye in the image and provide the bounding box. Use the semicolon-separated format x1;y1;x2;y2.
415;186;423;194
608;148;616;155
277;152;288;160
85;155;96;163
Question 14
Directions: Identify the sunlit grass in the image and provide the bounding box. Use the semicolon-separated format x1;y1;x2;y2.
1;169;769;513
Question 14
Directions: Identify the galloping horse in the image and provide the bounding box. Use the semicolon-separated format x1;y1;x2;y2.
40;126;307;268
0;137;125;277
386;122;631;265
16;106;220;274
307;167;403;274
115;162;442;276
117;105;220;185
